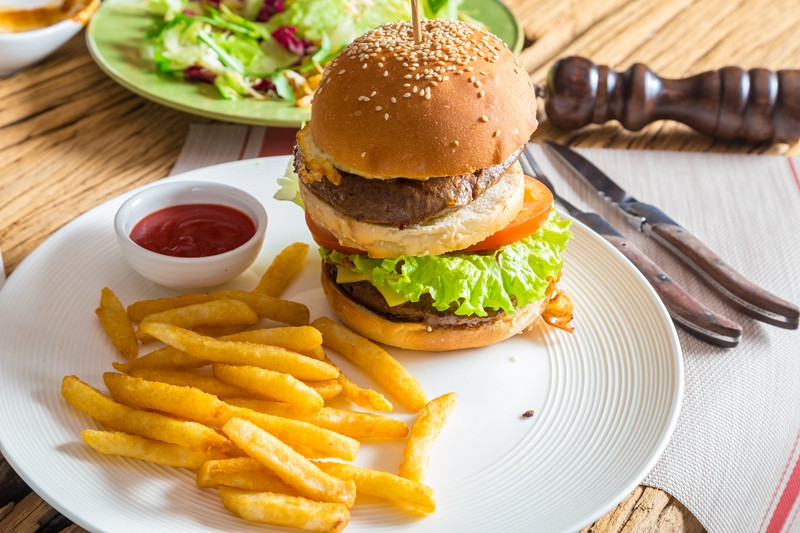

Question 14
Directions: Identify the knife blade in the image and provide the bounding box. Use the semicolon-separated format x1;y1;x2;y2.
520;146;742;347
544;140;800;329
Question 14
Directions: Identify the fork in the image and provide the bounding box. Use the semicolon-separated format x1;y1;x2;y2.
519;144;742;348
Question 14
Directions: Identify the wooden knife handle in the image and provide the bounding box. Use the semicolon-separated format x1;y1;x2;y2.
602;234;742;346
544;56;800;143
649;223;800;328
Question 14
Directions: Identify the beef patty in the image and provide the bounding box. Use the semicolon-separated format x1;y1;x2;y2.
323;259;504;329
295;145;523;227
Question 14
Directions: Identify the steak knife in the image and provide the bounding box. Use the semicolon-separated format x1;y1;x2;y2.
520;147;742;347
544;140;800;329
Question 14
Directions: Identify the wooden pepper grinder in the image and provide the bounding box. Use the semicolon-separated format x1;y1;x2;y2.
542;56;800;143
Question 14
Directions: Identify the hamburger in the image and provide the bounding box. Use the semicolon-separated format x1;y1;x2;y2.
285;18;572;351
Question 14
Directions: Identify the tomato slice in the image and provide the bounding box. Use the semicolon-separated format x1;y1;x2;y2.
304;212;366;255
304;175;553;255
460;175;553;252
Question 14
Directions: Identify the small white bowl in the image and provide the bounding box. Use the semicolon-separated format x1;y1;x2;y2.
0;0;100;77
114;181;268;290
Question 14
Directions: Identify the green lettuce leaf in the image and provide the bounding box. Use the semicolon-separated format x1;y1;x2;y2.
322;211;572;317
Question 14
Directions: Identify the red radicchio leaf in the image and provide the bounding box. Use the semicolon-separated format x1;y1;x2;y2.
252;78;277;93
271;26;313;56
184;66;216;84
256;0;285;22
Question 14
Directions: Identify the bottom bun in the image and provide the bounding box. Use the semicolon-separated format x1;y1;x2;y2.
320;269;548;352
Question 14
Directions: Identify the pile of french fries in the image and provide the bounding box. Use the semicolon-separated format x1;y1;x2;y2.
63;242;457;533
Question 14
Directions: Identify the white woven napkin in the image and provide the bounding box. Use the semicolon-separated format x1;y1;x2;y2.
172;125;800;533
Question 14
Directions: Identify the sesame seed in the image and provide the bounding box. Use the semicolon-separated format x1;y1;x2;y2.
453;140;460;146
338;69;346;75
362;63;368;69
383;71;389;77
370;91;376;97
375;105;382;111
361;152;366;157
384;113;389;120
479;115;488;122
493;129;501;137
391;97;397;103
403;92;411;98
477;90;484;98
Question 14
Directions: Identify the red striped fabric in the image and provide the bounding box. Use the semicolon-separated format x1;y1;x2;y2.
759;156;800;533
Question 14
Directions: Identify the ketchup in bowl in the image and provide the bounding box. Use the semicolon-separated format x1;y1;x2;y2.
130;204;256;258
114;181;267;290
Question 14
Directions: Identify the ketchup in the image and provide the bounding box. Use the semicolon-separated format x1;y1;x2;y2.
130;204;256;258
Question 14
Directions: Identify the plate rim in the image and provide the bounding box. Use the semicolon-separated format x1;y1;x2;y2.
0;156;683;533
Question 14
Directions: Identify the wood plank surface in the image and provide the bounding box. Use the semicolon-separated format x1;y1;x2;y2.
2;0;799;531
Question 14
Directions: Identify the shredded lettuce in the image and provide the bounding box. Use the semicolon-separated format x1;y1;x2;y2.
322;211;572;317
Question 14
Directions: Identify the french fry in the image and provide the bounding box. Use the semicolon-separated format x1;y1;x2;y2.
221;417;357;506
312;317;427;412
197;457;297;493
302;379;342;400
112;345;207;374
128;367;252;399
192;324;250;337
227;398;409;440
336;372;392;412
62;376;230;452
104;371;231;427
136;300;258;341
128;290;309;326
139;323;338;381
219;487;349;533
95;287;138;359
213;363;324;413
103;372;359;461
252;242;310;297
301;344;326;360
81;430;227;469
316;462;435;514
398;392;457;482
221;326;323;354
318;352;392;411
228;405;359;462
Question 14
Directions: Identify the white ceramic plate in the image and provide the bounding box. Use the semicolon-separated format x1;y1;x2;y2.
0;157;682;533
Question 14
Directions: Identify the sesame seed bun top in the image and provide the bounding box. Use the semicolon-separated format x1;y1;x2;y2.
309;19;538;179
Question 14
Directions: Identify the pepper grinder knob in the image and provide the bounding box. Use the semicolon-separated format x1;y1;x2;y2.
543;56;800;144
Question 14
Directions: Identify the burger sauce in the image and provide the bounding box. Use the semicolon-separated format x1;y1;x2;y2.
130;204;256;258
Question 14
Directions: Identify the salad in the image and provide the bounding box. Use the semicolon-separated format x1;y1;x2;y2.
144;0;463;106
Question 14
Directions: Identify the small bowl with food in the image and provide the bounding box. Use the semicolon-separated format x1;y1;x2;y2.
114;181;268;290
0;0;100;76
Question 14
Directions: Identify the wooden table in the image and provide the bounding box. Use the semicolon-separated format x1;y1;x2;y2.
1;0;798;531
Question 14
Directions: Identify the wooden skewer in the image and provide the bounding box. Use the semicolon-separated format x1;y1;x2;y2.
411;0;422;44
